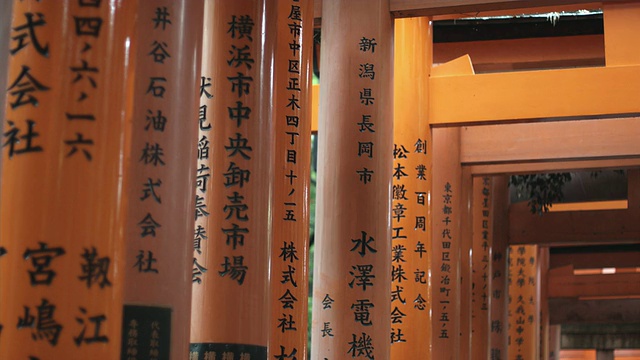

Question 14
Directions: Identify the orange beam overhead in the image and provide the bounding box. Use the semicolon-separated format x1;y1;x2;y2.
315;1;606;19
434;35;604;72
509;202;640;246
548;200;628;212
511;166;640;247
548;271;640;298
431;3;602;20
429;65;640;124
466;158;640;176
550;251;640;270
390;0;607;17
549;298;640;324
426;2;638;124
460;117;640;164
312;34;611;132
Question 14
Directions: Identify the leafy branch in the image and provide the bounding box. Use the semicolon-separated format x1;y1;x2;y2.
509;173;572;214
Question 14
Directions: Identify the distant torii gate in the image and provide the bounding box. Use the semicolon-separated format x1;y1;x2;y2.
2;1;640;359
311;1;640;360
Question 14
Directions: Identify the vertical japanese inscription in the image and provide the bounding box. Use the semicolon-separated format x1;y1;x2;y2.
471;176;492;359
193;73;212;284
121;305;171;360
507;245;537;360
194;37;213;288
270;2;312;357
312;2;392;359
390;19;432;357
3;9;50;158
125;2;206;359
332;35;381;360
355;36;377;187
439;182;454;340
132;3;174;279
64;1;106;162
479;178;491;313
216;12;256;286
191;2;270;357
1;0;132;357
390;135;430;346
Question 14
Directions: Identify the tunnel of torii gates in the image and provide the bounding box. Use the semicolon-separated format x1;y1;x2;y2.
2;0;640;360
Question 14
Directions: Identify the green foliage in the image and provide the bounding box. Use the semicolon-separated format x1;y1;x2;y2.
307;134;317;355
509;172;572;214
307;244;315;356
310;169;316;243
309;134;317;243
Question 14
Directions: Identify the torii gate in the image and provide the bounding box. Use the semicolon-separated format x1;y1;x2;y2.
1;1;639;360
311;1;640;360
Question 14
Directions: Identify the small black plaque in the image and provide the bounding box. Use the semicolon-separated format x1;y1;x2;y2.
189;343;267;360
121;304;171;360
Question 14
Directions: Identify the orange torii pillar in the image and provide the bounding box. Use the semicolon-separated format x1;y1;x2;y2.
548;325;561;360
431;127;462;359
123;1;204;359
538;247;550;360
311;0;393;359
390;17;432;358
460;169;473;360
190;1;274;358
508;245;540;360
269;0;313;358
471;176;494;359
0;1;12;129
603;2;640;67
490;176;510;360
0;0;134;358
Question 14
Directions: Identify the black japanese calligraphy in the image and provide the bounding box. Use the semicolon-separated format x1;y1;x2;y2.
24;243;65;286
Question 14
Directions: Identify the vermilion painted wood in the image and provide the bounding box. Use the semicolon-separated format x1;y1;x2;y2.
431;127;463;360
390;16;432;359
311;1;393;359
190;0;274;354
507;244;539;359
471;176;494;360
539;247;551;360
459;169;473;360
489;176;510;360
122;1;204;359
268;0;313;358
0;0;134;358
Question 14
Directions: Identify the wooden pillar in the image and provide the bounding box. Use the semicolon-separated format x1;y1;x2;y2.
431;127;462;359
460;169;473;360
548;325;561;360
603;1;640;67
269;0;313;358
122;2;204;359
0;0;12;130
490;176;510;360
508;244;539;360
390;16;432;358
190;1;274;359
0;0;12;190
596;350;614;360
538;247;550;360
471;176;494;360
311;0;393;359
0;0;134;358
628;169;640;210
